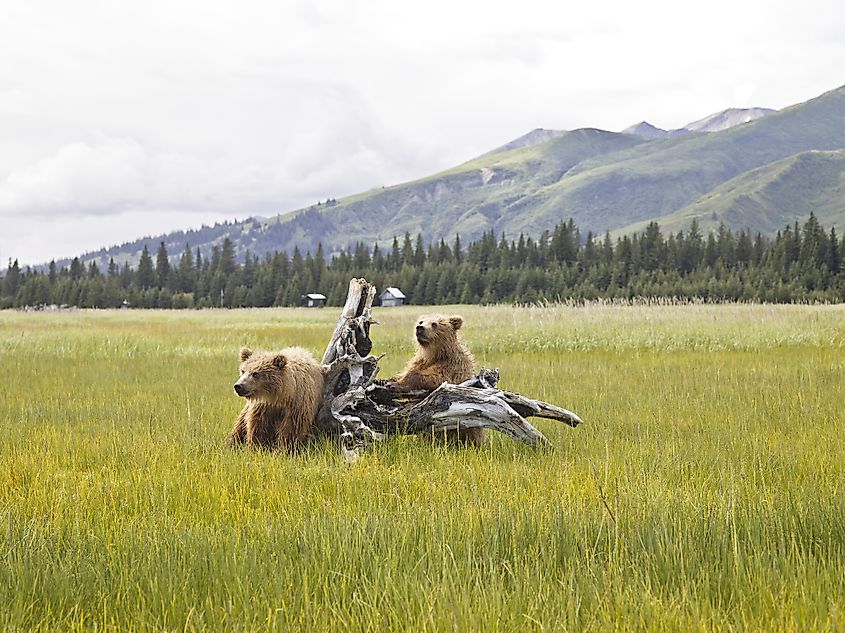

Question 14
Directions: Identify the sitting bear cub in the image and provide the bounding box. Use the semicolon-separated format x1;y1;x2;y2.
389;314;488;446
229;346;324;449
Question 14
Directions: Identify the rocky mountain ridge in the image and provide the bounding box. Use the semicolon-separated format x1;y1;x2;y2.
48;86;845;270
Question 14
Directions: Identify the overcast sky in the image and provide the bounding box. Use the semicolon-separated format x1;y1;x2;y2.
2;0;844;265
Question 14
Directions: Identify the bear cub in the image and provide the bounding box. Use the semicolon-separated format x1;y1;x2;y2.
229;346;324;450
389;314;488;446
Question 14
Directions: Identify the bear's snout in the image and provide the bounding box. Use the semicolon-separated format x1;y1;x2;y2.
415;325;425;335
234;383;248;397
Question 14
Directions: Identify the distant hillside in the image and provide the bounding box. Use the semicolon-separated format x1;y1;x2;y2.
60;84;845;270
572;86;845;235
70;128;649;268
619;150;845;236
54;219;261;271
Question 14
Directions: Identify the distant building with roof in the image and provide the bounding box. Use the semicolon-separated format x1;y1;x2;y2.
380;287;406;307
302;293;327;308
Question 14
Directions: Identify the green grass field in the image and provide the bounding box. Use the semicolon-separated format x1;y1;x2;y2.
1;304;844;632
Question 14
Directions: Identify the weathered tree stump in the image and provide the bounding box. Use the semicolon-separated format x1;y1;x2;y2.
314;278;582;460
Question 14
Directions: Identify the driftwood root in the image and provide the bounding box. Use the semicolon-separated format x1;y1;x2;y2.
313;278;582;457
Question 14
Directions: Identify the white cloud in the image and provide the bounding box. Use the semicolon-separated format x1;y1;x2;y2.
0;138;149;216
1;0;845;264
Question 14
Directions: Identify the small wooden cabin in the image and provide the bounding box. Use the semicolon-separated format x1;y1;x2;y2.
379;287;406;307
302;293;327;308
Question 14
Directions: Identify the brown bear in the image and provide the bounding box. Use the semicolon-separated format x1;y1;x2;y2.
229;346;324;450
389;314;488;446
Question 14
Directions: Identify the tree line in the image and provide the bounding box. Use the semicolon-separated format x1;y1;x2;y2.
2;215;844;309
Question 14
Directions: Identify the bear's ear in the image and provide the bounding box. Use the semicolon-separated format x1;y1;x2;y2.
271;353;287;370
239;346;253;361
448;315;464;330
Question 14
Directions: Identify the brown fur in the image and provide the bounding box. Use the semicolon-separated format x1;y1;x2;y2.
390;314;488;446
229;346;324;450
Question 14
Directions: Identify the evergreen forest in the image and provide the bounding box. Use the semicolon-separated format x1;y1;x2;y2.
3;215;844;309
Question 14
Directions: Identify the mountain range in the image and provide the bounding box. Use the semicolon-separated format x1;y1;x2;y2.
65;85;845;268
621;107;775;137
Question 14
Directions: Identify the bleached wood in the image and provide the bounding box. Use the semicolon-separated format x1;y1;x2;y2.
315;278;581;455
321;278;376;366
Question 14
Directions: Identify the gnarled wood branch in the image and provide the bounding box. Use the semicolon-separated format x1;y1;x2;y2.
314;278;582;460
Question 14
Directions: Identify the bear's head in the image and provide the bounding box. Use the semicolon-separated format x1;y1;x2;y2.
414;314;464;349
233;347;287;400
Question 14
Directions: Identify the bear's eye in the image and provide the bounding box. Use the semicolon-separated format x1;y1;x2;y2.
431;322;438;329
252;372;263;379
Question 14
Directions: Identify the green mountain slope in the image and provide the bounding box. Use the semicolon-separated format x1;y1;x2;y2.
268;83;845;248
618;150;845;236
306;128;650;245
526;85;845;235
69;128;650;267
69;84;845;268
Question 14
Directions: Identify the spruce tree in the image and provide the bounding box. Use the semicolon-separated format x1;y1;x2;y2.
389;237;401;271
69;257;83;280
3;259;20;298
828;227;841;274
413;234;425;267
401;233;414;267
137;245;155;290
220;237;236;276
371;243;384;271
155;242;170;288
178;244;194;293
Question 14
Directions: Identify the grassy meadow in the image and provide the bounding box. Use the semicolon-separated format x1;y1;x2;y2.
1;303;844;631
